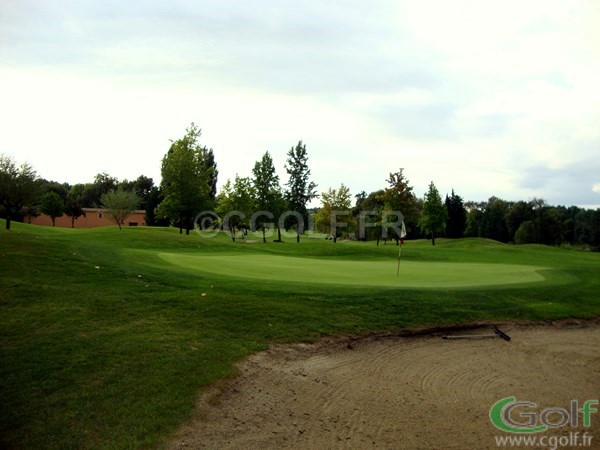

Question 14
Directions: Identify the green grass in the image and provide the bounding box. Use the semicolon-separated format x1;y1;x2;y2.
1;221;599;449
156;253;550;288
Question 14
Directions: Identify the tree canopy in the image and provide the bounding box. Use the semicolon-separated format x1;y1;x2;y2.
284;141;318;237
419;181;447;245
101;188;140;230
156;123;216;234
0;155;39;230
314;183;353;240
39;191;64;227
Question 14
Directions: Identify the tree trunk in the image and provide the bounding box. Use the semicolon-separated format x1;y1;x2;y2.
431;232;436;246
232;226;236;242
6;217;11;230
71;216;75;228
52;217;56;227
277;226;282;242
297;232;300;243
262;227;266;243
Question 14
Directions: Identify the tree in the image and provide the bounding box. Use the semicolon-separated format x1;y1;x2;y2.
121;175;162;226
480;197;510;243
419;182;447;246
506;200;534;241
382;169;418;240
464;201;485;237
514;220;536;244
252;151;286;242
353;189;385;241
22;205;40;224
216;176;256;241
156;124;216;234
0;155;39;230
202;148;219;207
284;140;318;242
81;173;119;207
101;188;140;230
314;183;353;242
64;184;86;228
445;189;467;238
39;191;64;227
39;180;70;203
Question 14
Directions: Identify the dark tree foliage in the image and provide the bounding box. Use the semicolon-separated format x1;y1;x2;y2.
284;141;318;240
0;155;39;230
252;151;286;242
39;191;64;226
482;197;510;243
506;200;534;238
419;181;447;245
81;173;119;208
64;184;86;228
383;169;419;239
156;123;216;234
445;189;467;238
39;180;70;202
202;148;219;206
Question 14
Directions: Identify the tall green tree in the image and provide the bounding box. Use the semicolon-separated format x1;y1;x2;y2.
202;148;219;207
101;188;140;230
353;189;385;241
482;197;510;243
419;181;447;246
81;173;119;208
39;191;64;227
121;175;163;226
156;124;216;234
506;200;534;241
216;176;256;241
64;184;87;228
314;183;353;242
284;140;318;241
252;151;286;242
0;155;39;230
444;189;467;238
382;168;418;240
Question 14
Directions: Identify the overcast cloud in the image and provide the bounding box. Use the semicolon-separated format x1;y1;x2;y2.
1;0;599;207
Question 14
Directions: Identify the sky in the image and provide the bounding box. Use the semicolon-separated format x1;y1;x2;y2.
1;0;599;208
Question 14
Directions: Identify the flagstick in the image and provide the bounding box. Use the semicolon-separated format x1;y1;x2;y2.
396;241;402;276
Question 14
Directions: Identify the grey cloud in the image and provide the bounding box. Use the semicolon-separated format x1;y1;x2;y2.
1;0;440;96
518;157;600;206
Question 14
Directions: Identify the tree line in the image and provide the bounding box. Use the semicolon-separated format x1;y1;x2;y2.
1;123;599;249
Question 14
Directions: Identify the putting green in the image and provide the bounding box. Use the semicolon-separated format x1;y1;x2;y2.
158;253;548;288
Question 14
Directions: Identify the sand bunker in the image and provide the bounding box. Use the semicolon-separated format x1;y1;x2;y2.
168;322;600;449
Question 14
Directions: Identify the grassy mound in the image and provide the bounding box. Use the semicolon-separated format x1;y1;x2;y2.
1;221;599;449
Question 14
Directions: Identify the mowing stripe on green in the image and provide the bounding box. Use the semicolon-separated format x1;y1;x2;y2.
158;253;547;288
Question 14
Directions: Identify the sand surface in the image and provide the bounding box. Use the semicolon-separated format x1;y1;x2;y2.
168;323;600;449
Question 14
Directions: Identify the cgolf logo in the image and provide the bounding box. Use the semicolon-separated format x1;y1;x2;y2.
489;396;598;433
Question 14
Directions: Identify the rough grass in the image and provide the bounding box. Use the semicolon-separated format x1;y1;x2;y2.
1;221;599;449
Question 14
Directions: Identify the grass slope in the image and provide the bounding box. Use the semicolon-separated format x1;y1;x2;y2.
1;221;599;449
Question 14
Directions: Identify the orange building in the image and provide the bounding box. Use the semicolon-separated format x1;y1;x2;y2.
31;208;147;228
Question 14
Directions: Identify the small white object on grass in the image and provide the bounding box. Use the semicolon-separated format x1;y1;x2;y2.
94;266;100;270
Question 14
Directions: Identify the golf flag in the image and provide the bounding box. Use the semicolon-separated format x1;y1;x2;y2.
397;221;407;276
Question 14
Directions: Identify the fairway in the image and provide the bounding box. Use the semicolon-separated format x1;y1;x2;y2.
158;252;548;288
2;223;599;450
